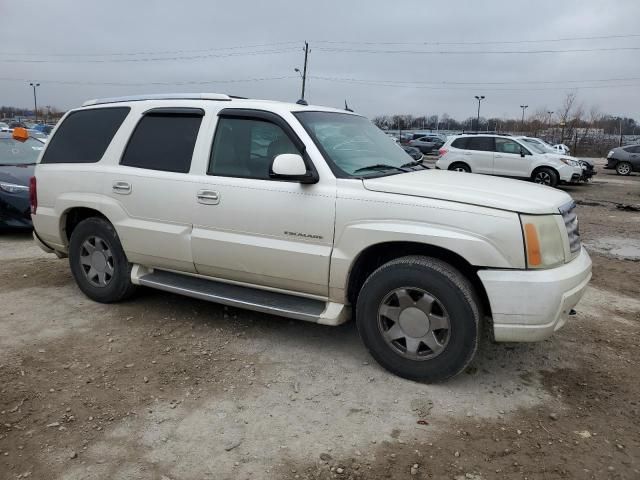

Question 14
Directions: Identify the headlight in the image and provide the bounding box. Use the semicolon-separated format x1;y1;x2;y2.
559;158;580;167
0;182;29;194
520;214;565;269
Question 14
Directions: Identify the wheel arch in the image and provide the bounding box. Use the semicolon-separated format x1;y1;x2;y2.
448;161;471;172
345;241;491;318
61;206;109;245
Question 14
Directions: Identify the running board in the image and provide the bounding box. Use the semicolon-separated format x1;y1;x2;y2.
133;268;349;326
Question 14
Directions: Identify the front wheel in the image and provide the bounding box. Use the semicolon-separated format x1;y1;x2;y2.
532;167;559;187
356;256;480;382
616;161;632;176
449;162;471;173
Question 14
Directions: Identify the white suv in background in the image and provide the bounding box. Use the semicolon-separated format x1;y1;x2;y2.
436;134;583;187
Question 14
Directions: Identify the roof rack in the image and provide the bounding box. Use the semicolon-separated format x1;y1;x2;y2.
82;93;232;107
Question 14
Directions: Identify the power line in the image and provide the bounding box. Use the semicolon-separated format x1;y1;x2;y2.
0;75;297;86
311;33;640;46
2;32;637;58
309;75;640;86
314;46;640;55
310;76;640;91
0;48;298;64
0;41;300;58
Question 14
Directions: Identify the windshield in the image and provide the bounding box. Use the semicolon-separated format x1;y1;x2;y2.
522;138;551;154
294;111;412;177
0;137;44;165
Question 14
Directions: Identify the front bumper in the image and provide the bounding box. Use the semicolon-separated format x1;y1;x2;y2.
478;247;592;342
558;165;583;183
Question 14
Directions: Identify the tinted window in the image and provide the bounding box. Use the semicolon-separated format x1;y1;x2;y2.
467;137;494;152
209;117;299;179
41;107;129;164
496;138;524;154
451;137;469;149
121;112;202;173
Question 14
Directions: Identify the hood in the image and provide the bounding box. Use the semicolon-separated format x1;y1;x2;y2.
0;164;34;187
363;170;572;214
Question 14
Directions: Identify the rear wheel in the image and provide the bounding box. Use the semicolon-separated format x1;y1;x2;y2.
616;161;632;176
448;162;471;173
532;167;559;187
68;217;137;303
356;256;480;382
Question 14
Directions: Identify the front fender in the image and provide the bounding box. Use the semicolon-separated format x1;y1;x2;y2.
330;213;525;302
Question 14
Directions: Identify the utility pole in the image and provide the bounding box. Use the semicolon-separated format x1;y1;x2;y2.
474;95;485;131
294;42;309;101
30;82;40;123
520;105;528;132
547;110;554;142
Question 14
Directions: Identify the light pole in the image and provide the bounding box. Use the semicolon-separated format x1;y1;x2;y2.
547;110;554;142
30;82;40;123
474;95;485;131
520;105;528;132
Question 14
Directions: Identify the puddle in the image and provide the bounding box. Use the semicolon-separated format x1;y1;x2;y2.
584;236;640;260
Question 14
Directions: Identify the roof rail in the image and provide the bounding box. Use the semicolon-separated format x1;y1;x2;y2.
458;131;512;136
83;93;232;107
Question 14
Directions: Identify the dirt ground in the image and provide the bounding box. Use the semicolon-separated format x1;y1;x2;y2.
1;159;639;480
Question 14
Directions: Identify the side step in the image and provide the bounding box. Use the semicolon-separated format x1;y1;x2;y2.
135;269;348;325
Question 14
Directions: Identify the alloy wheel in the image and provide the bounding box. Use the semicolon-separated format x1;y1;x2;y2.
534;171;552;185
79;236;114;287
377;287;451;360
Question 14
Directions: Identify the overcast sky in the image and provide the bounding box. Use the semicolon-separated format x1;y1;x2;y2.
1;0;639;121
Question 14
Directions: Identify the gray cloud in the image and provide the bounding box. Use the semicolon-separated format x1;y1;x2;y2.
1;0;638;120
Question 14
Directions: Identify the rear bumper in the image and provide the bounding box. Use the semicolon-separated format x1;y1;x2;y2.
478;247;592;342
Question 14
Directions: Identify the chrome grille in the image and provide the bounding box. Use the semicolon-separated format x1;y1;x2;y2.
560;201;580;254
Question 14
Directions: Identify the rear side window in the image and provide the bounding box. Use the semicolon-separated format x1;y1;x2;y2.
121;110;203;173
451;137;469;149
467;136;494;152
41;107;129;164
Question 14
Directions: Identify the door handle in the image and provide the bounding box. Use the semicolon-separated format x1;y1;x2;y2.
112;181;131;195
494;154;503;158
197;190;220;205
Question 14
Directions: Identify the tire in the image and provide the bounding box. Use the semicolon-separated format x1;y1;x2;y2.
355;256;480;382
448;162;471;173
532;167;559;187
616;161;632;176
68;217;137;303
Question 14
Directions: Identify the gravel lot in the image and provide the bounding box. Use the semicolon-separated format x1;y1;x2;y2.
1;159;639;480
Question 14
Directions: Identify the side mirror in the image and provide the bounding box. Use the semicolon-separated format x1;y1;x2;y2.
270;154;317;183
520;148;527;157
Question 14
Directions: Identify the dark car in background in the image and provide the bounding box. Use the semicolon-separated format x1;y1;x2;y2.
0;131;44;229
606;144;640;175
401;145;424;161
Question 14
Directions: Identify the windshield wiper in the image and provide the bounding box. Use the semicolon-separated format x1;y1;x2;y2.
354;164;409;174
0;163;36;167
401;160;429;169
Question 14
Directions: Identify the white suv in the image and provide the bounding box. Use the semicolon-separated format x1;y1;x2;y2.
436;134;583;187
30;93;591;382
